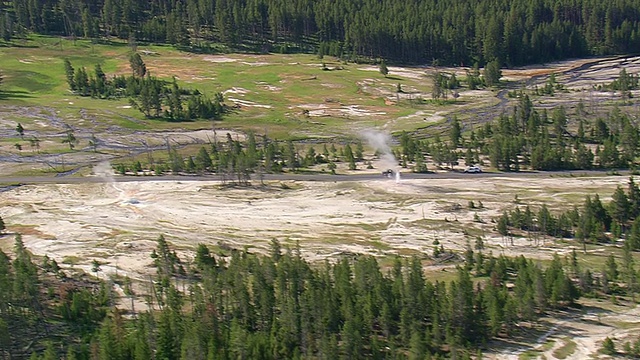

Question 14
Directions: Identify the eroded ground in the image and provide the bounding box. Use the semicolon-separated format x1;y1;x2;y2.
0;174;627;276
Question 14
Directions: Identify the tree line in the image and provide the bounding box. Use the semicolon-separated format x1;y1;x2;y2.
2;0;640;66
116;132;368;179
496;178;640;253
114;67;640;178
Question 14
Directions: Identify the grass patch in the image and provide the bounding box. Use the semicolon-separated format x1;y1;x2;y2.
361;239;392;251
517;339;555;359
552;338;577;359
10;225;56;239
62;255;81;265
541;339;556;351
518;350;542;359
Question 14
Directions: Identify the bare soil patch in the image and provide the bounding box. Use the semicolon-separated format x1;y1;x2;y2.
0;174;628;285
202;56;237;63
487;298;640;360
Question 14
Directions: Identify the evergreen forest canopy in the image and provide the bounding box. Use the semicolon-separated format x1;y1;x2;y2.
1;0;640;65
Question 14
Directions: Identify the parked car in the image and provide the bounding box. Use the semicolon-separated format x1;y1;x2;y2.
382;169;395;177
463;166;482;173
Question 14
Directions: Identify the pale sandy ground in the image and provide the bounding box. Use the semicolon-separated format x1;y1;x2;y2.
1;174;627;280
493;299;640;360
0;171;634;358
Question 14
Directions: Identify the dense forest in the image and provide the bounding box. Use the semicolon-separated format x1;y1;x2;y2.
0;232;610;359
1;0;640;65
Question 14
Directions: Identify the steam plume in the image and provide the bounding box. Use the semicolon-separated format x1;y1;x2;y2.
93;161;114;182
360;129;398;170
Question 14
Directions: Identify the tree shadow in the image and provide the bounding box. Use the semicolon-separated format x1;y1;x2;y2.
483;305;615;357
90;38;129;47
0;42;39;49
0;90;33;100
385;75;404;81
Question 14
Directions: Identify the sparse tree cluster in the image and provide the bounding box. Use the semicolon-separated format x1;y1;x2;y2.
431;71;460;100
64;58;225;121
497;178;640;249
116;132;372;179
493;179;640;305
395;84;639;172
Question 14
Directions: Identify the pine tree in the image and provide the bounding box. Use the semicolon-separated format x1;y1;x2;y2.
483;59;502;87
623;241;637;298
629;217;640;250
64;59;75;91
344;144;356;170
285;140;297;170
66;346;77;360
157;309;179;360
497;212;509;238
15;123;24;139
409;327;425;360
379;60;389;77
628;178;640;219
93;64;106;97
0;318;10;360
602;337;616;355
195;147;212;172
129;53;146;78
62;128;77;150
98;315;124;360
73;67;89;95
41;342;57;360
167;77;183;120
131;319;152;360
450;117;461;148
605;254;619;282
610;185;630;229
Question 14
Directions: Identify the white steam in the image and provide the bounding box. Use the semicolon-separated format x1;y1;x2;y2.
93;161;114;182
93;161;125;197
360;129;399;170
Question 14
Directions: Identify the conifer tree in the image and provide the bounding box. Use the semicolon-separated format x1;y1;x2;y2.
129;53;146;78
483;59;502;87
64;59;75;91
15;123;24;139
379;60;389;77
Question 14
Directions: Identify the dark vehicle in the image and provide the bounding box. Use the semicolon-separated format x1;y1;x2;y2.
382;169;395;177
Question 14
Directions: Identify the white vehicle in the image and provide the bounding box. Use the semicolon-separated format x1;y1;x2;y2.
464;166;482;173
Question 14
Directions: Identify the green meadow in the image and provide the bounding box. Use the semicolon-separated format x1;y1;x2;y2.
0;35;454;140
